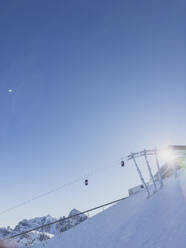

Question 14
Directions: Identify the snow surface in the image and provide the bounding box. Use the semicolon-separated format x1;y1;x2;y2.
1;209;87;247
34;170;186;248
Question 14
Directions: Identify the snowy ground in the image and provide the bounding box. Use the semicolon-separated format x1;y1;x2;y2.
34;170;186;248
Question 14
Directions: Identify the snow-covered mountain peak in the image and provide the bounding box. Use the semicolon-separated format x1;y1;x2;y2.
0;209;88;247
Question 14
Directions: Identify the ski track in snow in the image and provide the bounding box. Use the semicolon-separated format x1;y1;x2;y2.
33;171;186;248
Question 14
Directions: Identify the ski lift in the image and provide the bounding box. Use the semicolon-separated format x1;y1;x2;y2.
85;179;88;186
121;160;125;167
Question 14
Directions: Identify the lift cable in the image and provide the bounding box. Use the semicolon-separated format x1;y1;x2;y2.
3;196;128;241
0;176;87;217
0;159;120;217
0;149;161;218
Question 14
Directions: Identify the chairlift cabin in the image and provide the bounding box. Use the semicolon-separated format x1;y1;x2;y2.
85;179;88;186
121;160;125;167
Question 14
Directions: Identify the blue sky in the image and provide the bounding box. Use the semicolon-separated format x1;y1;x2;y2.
0;0;185;227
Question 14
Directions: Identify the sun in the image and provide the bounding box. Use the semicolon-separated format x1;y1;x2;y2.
159;149;175;162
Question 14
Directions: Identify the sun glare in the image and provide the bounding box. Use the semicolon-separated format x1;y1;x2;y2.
159;149;175;162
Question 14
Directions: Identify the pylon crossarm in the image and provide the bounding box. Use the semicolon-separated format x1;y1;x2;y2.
127;149;160;161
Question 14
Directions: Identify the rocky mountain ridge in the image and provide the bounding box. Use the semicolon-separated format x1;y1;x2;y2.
0;209;88;247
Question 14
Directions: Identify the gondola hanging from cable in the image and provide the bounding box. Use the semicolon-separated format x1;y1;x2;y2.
121;160;125;167
85;179;88;186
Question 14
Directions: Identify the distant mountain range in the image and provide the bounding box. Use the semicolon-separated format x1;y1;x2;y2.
0;209;88;247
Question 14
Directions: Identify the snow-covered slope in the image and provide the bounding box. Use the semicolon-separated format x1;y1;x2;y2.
0;209;87;247
34;170;186;248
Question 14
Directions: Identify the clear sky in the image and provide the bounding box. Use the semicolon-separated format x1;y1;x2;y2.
0;0;185;227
